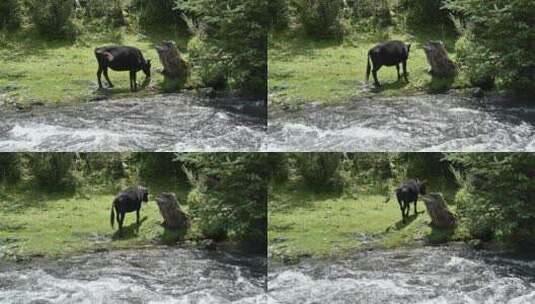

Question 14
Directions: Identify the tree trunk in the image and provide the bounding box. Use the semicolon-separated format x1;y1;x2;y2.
423;41;457;77
421;193;456;229
155;192;190;230
155;41;190;83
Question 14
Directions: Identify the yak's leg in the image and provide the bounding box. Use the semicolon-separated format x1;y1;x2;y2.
129;71;138;92
118;212;124;231
372;65;382;87
133;71;137;91
103;68;114;88
136;209;140;225
97;67;103;89
398;200;406;222
402;60;409;82
396;64;401;81
414;199;418;215
115;207;121;228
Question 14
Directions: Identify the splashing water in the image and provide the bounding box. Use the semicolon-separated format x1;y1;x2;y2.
268;245;535;304
0;247;266;304
267;94;535;151
0;94;266;152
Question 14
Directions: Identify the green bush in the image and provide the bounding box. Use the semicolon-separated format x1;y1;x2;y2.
401;0;453;30
269;0;289;30
87;0;126;27
180;153;268;244
132;0;185;30
0;153;21;184
292;0;344;38
187;36;229;90
27;0;77;39
0;0;22;30
454;35;495;89
132;153;185;182
447;153;535;249
27;153;75;190
294;153;341;190
176;0;267;97
445;0;535;94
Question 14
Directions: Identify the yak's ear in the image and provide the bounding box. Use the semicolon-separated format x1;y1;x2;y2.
407;44;412;53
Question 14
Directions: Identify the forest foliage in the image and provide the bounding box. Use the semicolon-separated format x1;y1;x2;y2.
270;153;535;250
269;0;534;95
0;153;268;244
0;0;267;97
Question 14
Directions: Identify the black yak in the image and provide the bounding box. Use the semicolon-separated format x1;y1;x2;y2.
366;41;411;87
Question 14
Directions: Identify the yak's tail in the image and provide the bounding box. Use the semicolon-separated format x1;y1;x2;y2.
366;51;371;83
110;201;115;228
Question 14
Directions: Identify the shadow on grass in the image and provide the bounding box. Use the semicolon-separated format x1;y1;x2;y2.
269;30;344;62
371;79;410;94
426;225;456;245
270;182;342;213
0;30;76;62
426;75;456;93
392;212;421;230
112;216;147;240
160;227;188;245
0;184;77;213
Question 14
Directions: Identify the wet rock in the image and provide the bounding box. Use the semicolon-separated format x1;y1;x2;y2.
199;239;217;250
155;41;190;83
272;237;289;244
472;87;484;98
421;193;456;229
423;41;457;77
155;193;190;230
469;239;484;250
198;87;216;98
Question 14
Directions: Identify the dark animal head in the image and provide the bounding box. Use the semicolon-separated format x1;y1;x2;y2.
416;179;427;195
143;60;151;78
138;186;149;203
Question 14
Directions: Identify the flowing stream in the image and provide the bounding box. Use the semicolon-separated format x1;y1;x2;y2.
0;247;266;304
268;245;535;304
0;94;266;152
267;94;535;151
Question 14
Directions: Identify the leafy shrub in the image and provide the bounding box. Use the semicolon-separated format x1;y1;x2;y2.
27;0;77;39
292;0;344;38
0;153;21;184
180;153;268;244
27;153;74;190
0;0;22;30
176;0;268;97
401;0;453;30
294;153;341;190
132;153;185;182
132;0;185;30
447;153;535;249
454;35;495;89
187;36;229;90
445;0;535;94
269;0;289;30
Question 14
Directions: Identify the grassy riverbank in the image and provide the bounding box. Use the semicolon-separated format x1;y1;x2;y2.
0;29;189;105
269;183;469;262
268;30;469;106
0;182;197;260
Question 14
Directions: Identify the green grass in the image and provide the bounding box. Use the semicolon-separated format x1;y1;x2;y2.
268;29;469;105
0;28;190;104
0;182;197;259
269;183;469;261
